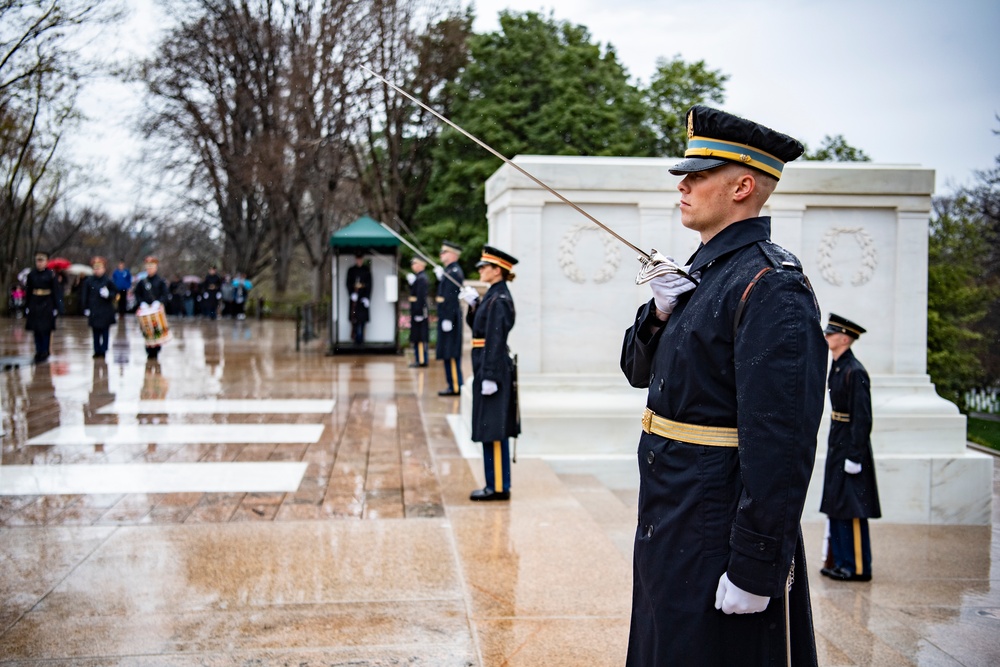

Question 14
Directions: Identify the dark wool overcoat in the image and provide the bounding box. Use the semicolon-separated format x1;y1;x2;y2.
408;270;429;344
620;217;827;667
820;349;881;519
467;281;519;443
346;264;372;325
435;261;465;360
81;274;117;329
24;268;63;333
134;273;170;306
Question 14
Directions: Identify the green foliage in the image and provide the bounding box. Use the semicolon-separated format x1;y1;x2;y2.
803;134;871;162
415;11;658;273
643;55;728;157
926;193;998;406
967;416;1000;452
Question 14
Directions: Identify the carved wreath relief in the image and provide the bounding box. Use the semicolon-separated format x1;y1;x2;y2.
816;227;878;286
558;223;622;284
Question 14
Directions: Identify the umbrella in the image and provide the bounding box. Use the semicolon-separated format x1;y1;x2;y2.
182;275;201;284
66;263;94;276
47;257;71;271
17;267;30;284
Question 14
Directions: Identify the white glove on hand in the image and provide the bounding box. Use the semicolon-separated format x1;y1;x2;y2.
481;380;498;395
414;315;424;322
139;302;150;310
649;261;698;316
715;572;770;614
350;292;358;302
433;266;444;280
441;319;453;333
405;272;416;286
361;298;370;308
53;309;59;317
844;459;862;474
459;285;478;306
99;286;110;298
84;309;91;316
152;300;160;308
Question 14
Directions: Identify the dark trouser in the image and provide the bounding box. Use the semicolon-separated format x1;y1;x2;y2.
352;322;365;344
145;345;160;359
481;439;510;493
92;327;110;355
413;341;427;365
442;357;462;393
829;517;872;577
33;330;51;360
117;289;128;314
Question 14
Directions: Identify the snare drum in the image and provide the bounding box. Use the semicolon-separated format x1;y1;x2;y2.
136;302;172;346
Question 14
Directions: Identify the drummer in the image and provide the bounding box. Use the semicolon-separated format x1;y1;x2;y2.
134;256;170;360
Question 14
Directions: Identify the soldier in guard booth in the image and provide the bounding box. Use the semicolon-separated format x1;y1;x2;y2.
346;251;372;344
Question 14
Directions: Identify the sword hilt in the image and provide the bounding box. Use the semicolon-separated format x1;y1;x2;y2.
635;249;699;286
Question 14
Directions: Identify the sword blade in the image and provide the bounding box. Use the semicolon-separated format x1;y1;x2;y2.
361;65;650;261
378;222;464;289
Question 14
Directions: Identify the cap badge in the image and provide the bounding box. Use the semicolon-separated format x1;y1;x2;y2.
739;154;751;163
687;112;694;139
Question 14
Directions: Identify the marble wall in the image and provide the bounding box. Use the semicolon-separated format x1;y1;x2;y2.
468;156;992;525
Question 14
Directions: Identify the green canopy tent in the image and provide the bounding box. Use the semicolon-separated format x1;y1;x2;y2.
330;216;401;354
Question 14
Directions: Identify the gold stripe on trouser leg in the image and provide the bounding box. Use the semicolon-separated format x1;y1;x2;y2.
853;518;863;574
449;359;459;390
493;441;503;492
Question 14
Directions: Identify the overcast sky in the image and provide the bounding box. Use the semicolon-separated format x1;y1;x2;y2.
67;0;1000;214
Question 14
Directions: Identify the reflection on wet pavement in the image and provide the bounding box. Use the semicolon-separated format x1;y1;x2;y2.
0;317;998;665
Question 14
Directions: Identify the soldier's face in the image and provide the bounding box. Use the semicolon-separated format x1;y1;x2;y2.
35;255;47;267
440;250;456;265
93;263;106;277
676;165;743;239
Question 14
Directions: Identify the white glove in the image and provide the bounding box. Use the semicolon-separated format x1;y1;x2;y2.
433;266;444;280
715;572;770;614
441;319;453;333
84;309;91;316
414;315;424;322
203;292;209;299
649;261;698;315
481;380;498;395
361;298;370;308
53;309;59;317
459;285;478;306
152;300;160;308
405;272;416;286
140;302;150;310
99;286;109;298
350;292;358;302
844;459;862;474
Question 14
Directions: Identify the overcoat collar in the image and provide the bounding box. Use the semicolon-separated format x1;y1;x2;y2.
685;216;771;274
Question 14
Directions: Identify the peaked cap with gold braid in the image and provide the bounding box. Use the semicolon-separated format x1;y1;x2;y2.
475;245;518;271
669;105;804;180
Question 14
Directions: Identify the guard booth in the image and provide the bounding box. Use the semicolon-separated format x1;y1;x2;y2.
329;216;401;354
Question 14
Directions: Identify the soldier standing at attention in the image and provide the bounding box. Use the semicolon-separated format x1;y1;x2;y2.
24;250;63;363
620;106;827;666
462;246;519;501
406;257;430;367
820;313;880;582
346;251;372;344
435;241;465;396
80;257;117;358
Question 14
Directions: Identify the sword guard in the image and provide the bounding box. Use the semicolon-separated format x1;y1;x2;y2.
635;249;699;286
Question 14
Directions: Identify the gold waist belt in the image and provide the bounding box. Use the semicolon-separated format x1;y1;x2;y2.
435;296;445;303
471;338;485;348
641;408;739;447
831;411;851;423
32;289;51;295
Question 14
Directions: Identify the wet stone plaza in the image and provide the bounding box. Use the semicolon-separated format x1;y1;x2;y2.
0;316;998;666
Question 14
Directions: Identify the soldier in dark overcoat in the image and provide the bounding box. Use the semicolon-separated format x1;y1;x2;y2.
24;250;64;363
201;266;223;319
620;106;827;666
435;241;465;396
463;246;519;501
80;256;117;358
819;313;880;582
406;257;430;367
346;252;372;344
134;256;170;360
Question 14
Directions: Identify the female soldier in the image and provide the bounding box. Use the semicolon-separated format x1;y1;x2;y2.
80;256;117;358
462;246;519;501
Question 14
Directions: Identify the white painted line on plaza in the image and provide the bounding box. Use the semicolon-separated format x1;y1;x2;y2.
96;399;335;414
26;423;325;446
0;462;308;495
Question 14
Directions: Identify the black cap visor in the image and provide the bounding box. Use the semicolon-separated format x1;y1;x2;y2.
668;156;729;175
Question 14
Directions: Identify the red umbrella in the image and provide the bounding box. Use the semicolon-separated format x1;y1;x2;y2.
47;257;71;271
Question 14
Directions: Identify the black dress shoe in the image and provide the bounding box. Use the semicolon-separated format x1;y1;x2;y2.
470;487;510;501
821;566;871;582
408;363;428;368
438;389;460;396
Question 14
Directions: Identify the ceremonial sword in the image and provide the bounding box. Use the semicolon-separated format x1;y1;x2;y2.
378;221;465;290
360;66;696;286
